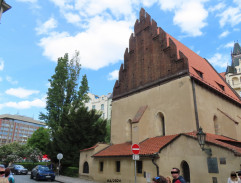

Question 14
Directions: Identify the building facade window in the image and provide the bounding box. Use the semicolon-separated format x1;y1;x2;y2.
157;112;165;136
213;115;220;135
181;161;190;183
116;161;120;172
83;162;89;174
92;105;95;109
101;104;104;110
99;161;104;172
137;161;142;173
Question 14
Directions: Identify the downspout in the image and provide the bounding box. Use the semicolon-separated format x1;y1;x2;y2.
191;78;200;130
150;153;159;176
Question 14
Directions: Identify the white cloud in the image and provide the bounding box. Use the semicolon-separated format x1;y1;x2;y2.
49;0;74;10
219;30;230;38
0;58;4;71
74;0;134;19
5;88;39;98
218;7;241;27
207;53;229;68
224;42;234;48
208;2;225;12
64;13;81;24
6;76;18;85
0;98;46;110
38;16;132;70
158;0;208;36
108;70;119;80
35;17;58;35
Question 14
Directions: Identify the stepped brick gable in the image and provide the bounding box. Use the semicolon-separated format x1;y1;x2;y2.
113;8;189;100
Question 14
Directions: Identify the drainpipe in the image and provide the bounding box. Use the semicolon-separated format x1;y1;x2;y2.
150;153;159;176
191;78;200;130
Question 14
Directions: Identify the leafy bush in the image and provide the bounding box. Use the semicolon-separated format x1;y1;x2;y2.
62;167;79;177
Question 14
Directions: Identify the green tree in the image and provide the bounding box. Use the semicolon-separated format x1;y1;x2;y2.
27;127;50;154
0;143;41;165
39;52;107;166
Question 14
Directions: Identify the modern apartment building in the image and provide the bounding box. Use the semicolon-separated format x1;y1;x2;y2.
0;114;46;145
84;93;112;120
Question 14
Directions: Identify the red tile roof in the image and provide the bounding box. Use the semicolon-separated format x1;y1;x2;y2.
80;144;99;152
185;132;241;156
92;132;241;157
219;72;226;80
167;34;241;104
93;135;179;157
132;106;148;123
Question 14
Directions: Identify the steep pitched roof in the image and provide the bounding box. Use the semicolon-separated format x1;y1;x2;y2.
167;34;241;104
219;72;226;79
233;42;241;55
92;132;241;157
113;8;241;104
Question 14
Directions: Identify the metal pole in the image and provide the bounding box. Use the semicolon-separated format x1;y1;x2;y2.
135;160;136;183
58;159;60;176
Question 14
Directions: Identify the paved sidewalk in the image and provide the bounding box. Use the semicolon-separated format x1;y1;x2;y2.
55;175;100;183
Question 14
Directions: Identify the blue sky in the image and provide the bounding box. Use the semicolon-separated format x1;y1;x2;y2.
0;0;241;120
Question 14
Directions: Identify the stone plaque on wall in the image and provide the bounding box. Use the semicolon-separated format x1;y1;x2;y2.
219;157;226;164
207;157;219;173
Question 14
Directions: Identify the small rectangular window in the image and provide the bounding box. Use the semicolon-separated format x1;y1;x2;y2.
216;82;225;91
92;105;95;109
99;161;104;172
101;104;104;110
193;68;203;79
137;161;142;173
116;161;120;172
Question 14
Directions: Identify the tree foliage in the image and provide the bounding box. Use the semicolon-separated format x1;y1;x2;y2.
0;143;42;166
27;127;51;154
39;52;107;166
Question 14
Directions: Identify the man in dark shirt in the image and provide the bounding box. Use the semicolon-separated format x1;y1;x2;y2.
171;168;186;183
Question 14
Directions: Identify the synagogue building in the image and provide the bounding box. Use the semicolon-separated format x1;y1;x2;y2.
79;9;241;183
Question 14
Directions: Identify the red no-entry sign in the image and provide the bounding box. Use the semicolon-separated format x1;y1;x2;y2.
131;144;140;155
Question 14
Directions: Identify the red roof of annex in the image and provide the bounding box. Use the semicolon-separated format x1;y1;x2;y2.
87;132;241;157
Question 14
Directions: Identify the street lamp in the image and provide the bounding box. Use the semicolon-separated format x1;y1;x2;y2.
196;127;212;157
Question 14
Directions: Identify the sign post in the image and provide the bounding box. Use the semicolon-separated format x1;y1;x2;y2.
132;144;140;183
57;153;63;176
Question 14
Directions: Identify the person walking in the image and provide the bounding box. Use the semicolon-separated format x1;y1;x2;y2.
237;172;241;183
166;176;172;183
4;168;14;183
0;166;9;183
171;168;186;183
153;176;167;183
227;171;239;183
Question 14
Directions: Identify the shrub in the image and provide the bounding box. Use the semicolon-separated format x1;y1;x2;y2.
62;167;79;177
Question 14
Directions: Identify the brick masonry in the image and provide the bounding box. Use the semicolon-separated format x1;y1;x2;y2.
113;8;189;100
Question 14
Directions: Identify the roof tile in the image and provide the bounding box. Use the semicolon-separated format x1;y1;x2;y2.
92;133;241;157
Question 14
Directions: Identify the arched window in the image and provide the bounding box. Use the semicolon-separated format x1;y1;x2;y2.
181;161;190;183
213;115;220;135
157;112;165;136
232;77;239;85
83;161;89;174
125;119;132;142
